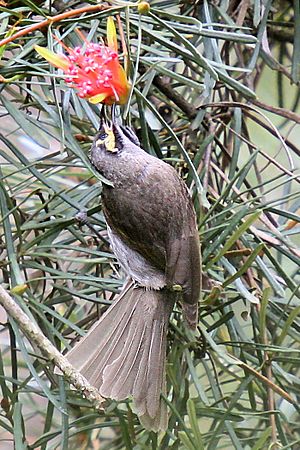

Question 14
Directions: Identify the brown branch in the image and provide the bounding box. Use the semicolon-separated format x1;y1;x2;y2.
252;99;300;124
245;111;300;158
116;14;129;74
214;116;300;184
239;360;295;405
268;28;294;44
199;100;300;126
151;73;197;120
0;284;104;409
151;78;300;129
0;4;110;48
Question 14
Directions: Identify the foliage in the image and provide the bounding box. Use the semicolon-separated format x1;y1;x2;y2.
0;0;300;449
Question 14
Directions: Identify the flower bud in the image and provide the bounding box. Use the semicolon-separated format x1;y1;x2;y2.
138;1;150;14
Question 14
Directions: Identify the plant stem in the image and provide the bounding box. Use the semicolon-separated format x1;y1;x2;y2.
0;284;104;410
0;4;110;48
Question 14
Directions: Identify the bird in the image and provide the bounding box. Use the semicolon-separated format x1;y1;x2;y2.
66;114;201;431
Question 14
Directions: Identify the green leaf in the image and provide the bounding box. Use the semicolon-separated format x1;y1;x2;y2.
10;320;66;414
13;402;27;450
0;94;49;148
187;399;205;450
206;210;262;269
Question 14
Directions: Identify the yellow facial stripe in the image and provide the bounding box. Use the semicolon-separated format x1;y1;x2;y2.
96;124;117;153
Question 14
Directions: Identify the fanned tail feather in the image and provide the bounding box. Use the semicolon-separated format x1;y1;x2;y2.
66;282;174;431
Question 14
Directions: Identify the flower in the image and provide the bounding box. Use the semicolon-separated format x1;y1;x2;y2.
34;17;130;105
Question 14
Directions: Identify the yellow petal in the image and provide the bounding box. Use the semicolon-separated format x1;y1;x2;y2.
88;93;108;104
106;17;118;52
34;45;70;71
116;65;130;89
117;87;131;105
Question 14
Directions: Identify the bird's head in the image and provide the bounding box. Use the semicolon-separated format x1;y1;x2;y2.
92;108;140;156
89;110;141;182
95;119;118;154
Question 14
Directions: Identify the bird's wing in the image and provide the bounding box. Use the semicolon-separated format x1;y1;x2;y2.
165;183;201;328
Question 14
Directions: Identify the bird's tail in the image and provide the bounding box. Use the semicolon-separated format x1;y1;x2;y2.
66;282;174;431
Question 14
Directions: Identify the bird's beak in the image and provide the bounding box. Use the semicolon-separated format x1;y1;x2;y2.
98;105;115;142
98;105;140;152
99;104;117;130
99;105;110;130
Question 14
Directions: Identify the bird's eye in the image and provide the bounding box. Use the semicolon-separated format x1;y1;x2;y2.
99;132;108;140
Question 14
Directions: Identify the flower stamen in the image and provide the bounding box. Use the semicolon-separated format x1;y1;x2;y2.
35;17;130;105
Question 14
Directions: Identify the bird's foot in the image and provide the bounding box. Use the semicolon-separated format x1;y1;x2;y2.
75;210;107;245
75;210;89;226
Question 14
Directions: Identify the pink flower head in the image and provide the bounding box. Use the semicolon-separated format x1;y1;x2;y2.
35;17;130;105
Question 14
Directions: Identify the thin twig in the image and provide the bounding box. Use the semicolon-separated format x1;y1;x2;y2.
0;285;104;409
0;4;110;48
252;98;300;125
116;14;129;74
256;299;278;448
213;117;300;184
244;111;300;158
203;122;215;190
151;76;300;130
239;360;295;405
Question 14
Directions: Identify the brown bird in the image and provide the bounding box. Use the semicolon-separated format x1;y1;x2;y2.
66;117;201;431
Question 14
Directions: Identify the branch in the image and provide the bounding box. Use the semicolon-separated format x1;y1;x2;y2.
199;100;300;126
0;4;110;47
151;72;197;120
151;76;300;127
244;111;300;158
268;28;294;43
239;360;295;405
0;284;104;409
251;99;300;124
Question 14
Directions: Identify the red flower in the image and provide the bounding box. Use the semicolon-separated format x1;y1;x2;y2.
35;17;130;105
